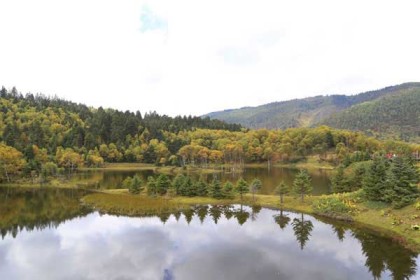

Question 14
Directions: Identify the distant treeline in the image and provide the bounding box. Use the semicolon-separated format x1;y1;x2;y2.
0;87;419;183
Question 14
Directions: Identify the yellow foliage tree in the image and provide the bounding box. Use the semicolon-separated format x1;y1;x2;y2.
0;143;26;182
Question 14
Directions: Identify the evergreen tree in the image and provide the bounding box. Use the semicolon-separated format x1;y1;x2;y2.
147;176;157;196
172;174;186;195
156;174;170;195
121;177;133;189
331;165;350;193
179;176;194;196
349;164;366;191
186;177;198;197
195;178;208;197
208;178;223;199
383;157;419;208
362;156;389;201
129;175;143;194
235;178;249;201
293;169;312;202
222;181;235;199
250;178;262;202
275;182;289;204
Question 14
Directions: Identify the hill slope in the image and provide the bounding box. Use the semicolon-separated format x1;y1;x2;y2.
205;83;420;141
319;88;420;141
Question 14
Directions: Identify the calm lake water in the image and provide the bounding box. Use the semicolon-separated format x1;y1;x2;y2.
0;187;418;280
74;166;332;195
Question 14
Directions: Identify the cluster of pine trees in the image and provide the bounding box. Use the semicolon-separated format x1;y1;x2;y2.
121;174;254;200
332;155;419;208
121;170;315;204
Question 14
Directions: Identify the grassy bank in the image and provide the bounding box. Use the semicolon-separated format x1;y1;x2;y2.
81;189;420;252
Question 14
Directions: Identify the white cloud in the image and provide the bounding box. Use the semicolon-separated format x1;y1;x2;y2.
0;0;419;116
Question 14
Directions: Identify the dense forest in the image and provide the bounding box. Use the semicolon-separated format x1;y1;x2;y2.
0;86;419;183
321;88;420;141
206;83;420;141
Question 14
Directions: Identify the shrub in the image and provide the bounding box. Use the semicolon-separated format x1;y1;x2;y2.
313;195;356;219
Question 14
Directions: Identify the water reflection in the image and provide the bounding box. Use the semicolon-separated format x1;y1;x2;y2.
274;210;291;230
291;213;314;250
0;188;418;280
0;187;91;239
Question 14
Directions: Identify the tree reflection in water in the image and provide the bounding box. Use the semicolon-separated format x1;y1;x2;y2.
0;187;418;280
291;213;314;250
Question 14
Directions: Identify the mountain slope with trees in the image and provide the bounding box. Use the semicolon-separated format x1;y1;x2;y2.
1;86;419;183
205;83;420;141
319;88;420;141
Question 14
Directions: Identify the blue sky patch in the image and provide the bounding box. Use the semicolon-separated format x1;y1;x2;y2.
140;6;167;33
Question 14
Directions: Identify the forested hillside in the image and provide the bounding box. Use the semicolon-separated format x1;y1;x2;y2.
319;88;420;141
0;86;419;183
205;83;420;141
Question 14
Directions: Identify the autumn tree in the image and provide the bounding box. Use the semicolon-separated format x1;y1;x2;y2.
0;143;26;182
55;147;83;172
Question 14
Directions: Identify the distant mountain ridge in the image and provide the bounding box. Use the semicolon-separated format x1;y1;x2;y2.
205;83;420;141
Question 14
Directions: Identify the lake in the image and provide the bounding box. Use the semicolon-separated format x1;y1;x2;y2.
73;166;332;195
0;187;418;280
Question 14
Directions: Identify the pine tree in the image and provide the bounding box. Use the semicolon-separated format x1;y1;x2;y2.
121;176;133;189
172;174;186;195
383;157;419;208
195;178;208;197
293;169;312;202
222;181;235;199
331;165;350;193
186;177;198;197
275;182;289;204
208;178;223;199
156;174;170;195
147;176;157;196
180;176;193;196
129;175;143;194
235;178;249;201
349;164;366;191
362;156;388;201
250;178;262;202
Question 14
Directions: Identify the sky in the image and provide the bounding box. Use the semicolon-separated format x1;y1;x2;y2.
0;0;419;117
